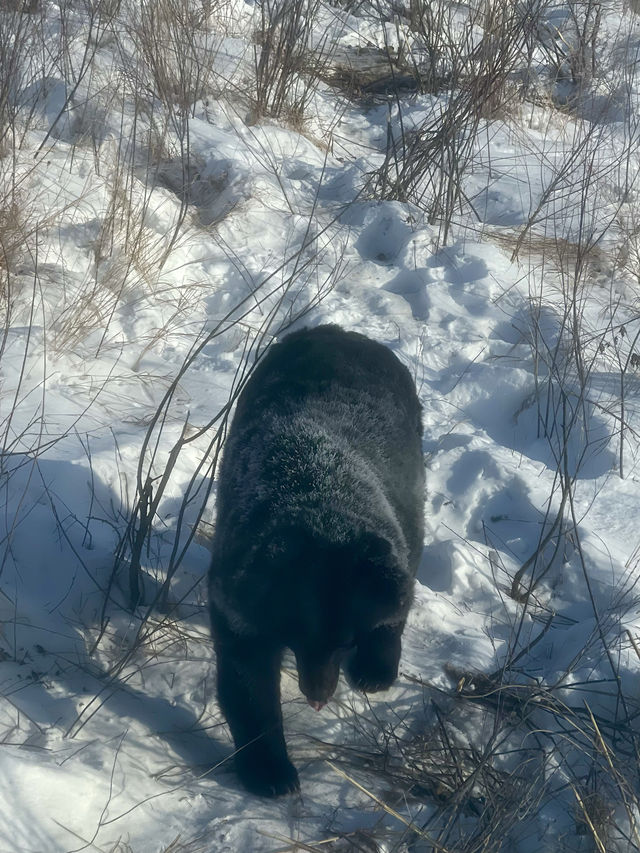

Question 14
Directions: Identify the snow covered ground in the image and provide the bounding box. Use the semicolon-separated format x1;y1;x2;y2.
1;0;640;849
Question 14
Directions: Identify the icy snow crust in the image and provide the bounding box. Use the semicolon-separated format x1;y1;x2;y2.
1;0;640;849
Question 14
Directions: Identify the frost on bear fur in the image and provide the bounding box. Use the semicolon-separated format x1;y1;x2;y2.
209;325;425;797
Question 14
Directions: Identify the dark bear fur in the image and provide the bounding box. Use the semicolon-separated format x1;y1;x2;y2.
209;325;424;797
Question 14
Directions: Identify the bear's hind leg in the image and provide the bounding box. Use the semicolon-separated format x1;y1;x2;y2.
216;635;299;797
346;623;403;693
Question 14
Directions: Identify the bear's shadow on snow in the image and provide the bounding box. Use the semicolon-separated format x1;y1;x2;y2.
0;456;235;774
3;657;232;778
0;455;120;647
97;678;231;772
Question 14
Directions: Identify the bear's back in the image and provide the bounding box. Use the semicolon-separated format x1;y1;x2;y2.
234;325;421;429
213;325;424;578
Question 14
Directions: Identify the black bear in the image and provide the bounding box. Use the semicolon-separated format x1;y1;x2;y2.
209;325;424;797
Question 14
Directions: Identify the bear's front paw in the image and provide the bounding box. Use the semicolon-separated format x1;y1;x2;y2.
235;750;300;798
346;650;398;694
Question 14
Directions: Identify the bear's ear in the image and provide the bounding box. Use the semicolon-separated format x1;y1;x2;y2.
263;525;313;563
349;533;407;623
354;531;397;573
